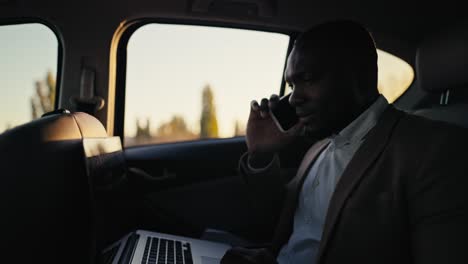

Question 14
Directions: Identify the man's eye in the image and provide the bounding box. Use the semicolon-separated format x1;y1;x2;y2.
303;75;317;83
304;70;327;83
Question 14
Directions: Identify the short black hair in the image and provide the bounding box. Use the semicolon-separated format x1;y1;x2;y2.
294;20;378;92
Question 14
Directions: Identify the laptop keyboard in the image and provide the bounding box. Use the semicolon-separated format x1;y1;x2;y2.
141;237;193;264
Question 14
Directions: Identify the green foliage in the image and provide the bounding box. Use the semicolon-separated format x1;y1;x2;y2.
31;70;55;119
156;115;193;137
135;118;151;139
47;71;56;107
200;85;219;138
130;84;219;145
233;120;245;136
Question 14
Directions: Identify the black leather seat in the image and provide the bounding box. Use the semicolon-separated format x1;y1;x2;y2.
412;21;468;127
0;111;108;263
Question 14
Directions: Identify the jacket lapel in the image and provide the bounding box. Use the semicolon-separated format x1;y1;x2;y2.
316;106;404;263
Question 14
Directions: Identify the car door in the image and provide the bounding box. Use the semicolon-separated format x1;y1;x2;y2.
99;21;293;248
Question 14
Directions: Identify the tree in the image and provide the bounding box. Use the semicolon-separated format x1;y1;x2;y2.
3;123;11;133
31;70;56;119
156;115;191;137
233;120;245;136
135;118;151;139
199;85;219;138
156;115;196;142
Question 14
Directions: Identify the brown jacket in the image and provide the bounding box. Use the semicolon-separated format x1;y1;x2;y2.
227;106;468;264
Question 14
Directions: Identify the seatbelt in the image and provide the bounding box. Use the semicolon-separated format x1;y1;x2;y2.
440;89;450;105
71;66;105;115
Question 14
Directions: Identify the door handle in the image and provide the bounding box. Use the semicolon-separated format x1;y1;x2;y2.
127;167;177;183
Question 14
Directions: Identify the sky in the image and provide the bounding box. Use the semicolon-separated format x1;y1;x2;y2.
0;22;414;139
0;23;58;131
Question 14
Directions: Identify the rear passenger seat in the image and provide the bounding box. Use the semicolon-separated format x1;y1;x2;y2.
412;21;468;127
0;110;108;264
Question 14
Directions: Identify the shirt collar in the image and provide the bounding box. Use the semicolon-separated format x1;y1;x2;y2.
331;95;388;148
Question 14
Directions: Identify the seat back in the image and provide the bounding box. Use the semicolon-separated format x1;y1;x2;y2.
0;111;107;263
412;21;468;127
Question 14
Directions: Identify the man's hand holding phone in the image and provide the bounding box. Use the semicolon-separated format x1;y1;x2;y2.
246;93;303;167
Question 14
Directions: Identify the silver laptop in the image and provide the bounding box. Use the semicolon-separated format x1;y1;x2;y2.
101;229;231;264
82;137;231;264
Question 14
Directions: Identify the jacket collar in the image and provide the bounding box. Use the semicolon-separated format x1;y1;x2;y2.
316;106;404;263
332;95;388;148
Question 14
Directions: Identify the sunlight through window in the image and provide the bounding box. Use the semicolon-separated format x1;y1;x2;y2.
377;50;414;103
124;24;290;146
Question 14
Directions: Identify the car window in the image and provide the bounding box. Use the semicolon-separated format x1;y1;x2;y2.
376;50;414;103
0;23;59;133
124;24;290;147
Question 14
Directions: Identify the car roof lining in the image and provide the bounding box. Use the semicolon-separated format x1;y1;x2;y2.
1;0;465;128
1;0;465;64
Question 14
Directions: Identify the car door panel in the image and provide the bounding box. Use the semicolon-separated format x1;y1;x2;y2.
122;137;273;244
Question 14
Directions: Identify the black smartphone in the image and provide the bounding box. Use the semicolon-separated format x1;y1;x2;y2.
270;93;299;132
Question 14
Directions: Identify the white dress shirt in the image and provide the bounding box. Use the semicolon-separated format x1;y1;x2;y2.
276;95;388;264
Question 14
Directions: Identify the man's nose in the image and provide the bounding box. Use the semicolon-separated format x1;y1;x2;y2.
289;88;304;107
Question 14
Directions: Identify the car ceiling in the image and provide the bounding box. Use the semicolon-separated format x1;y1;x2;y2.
1;0;464;53
0;0;465;129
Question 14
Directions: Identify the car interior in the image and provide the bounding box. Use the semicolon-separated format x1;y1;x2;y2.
0;0;467;263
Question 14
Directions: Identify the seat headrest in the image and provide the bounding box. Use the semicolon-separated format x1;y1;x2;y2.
0;111;106;263
1;111;107;142
416;21;468;93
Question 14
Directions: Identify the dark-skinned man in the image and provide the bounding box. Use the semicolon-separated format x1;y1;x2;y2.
222;20;468;264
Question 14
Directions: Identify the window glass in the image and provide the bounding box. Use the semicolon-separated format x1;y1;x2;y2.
376;50;414;103
0;23;58;133
124;24;290;146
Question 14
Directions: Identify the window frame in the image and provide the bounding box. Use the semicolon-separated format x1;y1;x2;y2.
113;18;296;144
0;18;63;110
